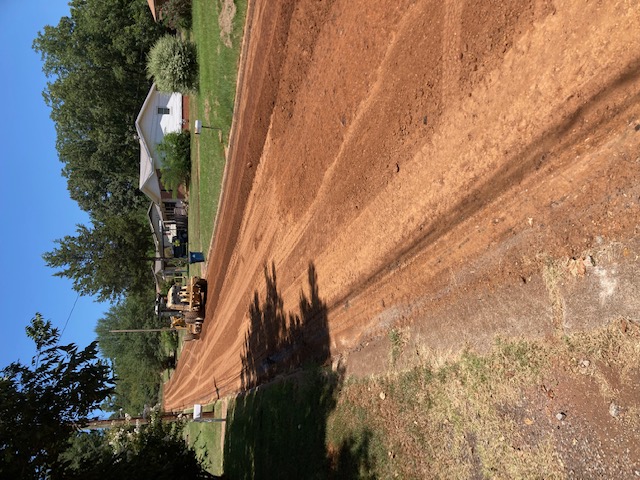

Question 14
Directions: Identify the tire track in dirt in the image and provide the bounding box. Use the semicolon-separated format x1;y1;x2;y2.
326;58;640;334
164;0;640;410
306;3;640;348
274;0;439;273
442;0;463;102
164;0;300;408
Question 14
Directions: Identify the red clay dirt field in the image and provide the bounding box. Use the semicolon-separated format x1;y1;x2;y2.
164;0;640;425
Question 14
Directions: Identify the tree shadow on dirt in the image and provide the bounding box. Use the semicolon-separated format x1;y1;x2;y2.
240;262;329;390
223;262;377;479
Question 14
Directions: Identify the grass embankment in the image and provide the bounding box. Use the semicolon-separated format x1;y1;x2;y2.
187;0;247;268
183;401;227;477
219;322;639;478
224;369;340;479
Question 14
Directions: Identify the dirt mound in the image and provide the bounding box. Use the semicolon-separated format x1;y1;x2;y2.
164;0;640;433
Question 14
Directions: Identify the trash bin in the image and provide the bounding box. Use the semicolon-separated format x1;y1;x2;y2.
189;251;205;264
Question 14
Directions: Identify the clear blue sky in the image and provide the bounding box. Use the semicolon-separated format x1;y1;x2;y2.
0;1;110;369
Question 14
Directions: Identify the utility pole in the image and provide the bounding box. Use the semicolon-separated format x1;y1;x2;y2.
83;411;226;430
84;411;182;429
109;328;173;333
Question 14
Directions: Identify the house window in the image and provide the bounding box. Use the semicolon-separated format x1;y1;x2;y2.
157;107;170;115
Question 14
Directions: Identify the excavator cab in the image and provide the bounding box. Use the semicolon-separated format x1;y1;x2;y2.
156;276;207;341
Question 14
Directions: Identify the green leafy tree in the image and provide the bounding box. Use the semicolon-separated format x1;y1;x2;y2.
0;314;213;479
95;292;175;414
0;314;114;479
33;0;166;221
147;34;198;94
34;0;168;305
42;212;154;302
158;131;191;195
59;413;217;480
57;430;111;473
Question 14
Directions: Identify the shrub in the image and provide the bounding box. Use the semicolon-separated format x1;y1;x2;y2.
157;131;191;195
147;34;198;94
160;0;192;31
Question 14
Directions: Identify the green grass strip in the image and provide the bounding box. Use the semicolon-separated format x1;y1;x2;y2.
188;0;248;260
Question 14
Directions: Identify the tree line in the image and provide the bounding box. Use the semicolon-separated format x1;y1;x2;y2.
0;315;215;479
0;1;217;476
33;0;175;414
34;0;165;301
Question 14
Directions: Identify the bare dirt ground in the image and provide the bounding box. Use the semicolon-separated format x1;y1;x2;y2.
165;0;640;471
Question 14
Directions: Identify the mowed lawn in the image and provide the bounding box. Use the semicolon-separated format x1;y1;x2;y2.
187;0;247;276
183;401;227;477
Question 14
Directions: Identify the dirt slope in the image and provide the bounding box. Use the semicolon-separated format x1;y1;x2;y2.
164;0;640;412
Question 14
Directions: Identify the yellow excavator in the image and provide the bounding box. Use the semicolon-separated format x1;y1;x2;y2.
156;276;207;341
110;277;207;341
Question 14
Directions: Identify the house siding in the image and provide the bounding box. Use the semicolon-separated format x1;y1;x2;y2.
138;88;183;169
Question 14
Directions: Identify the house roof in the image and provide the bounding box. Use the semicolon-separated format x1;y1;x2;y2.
147;202;164;259
136;83;183;204
139;149;161;204
147;0;158;22
146;0;164;22
136;84;162;204
148;202;167;288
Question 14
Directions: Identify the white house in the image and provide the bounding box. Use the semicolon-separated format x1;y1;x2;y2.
136;83;190;284
135;83;184;205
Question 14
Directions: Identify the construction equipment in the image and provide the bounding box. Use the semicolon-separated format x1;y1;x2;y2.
156;276;207;341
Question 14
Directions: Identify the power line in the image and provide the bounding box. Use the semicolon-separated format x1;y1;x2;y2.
59;292;81;341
